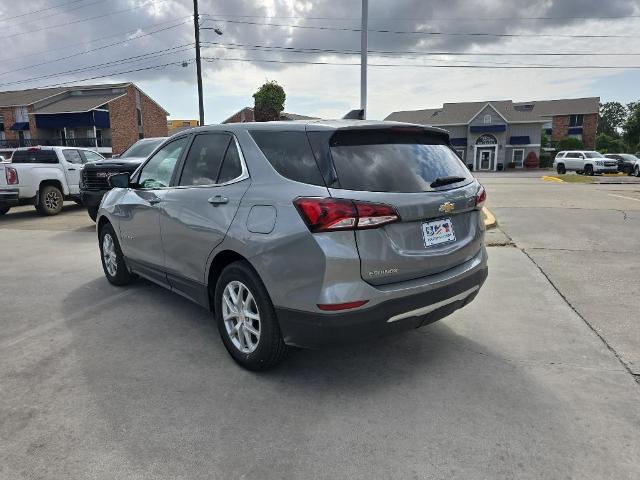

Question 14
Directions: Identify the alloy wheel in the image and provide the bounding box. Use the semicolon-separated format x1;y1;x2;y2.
45;190;61;210
222;280;261;354
102;233;118;277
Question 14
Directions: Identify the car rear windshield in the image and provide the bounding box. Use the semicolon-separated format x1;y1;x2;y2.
11;150;58;164
121;139;164;158
327;129;472;192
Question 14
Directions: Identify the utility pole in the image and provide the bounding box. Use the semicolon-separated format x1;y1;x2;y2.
193;0;205;126
360;0;368;119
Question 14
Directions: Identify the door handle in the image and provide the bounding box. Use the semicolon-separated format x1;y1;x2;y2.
208;195;229;205
67;168;76;171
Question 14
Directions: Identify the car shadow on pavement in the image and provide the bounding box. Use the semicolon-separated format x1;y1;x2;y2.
53;274;581;479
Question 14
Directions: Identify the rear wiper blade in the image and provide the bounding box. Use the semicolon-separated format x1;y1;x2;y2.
430;176;466;188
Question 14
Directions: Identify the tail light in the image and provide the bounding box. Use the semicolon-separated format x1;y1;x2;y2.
475;185;486;209
5;166;18;185
294;197;400;233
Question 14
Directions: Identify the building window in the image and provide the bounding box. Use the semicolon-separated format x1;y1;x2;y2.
483;114;492;124
14;106;29;123
512;149;524;168
455;149;465;160
569;114;583;127
138;133;144;140
136;108;143;127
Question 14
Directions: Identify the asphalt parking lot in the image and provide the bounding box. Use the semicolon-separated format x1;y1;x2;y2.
1;176;639;479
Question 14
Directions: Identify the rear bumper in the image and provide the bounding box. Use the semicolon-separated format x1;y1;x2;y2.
0;188;19;206
80;190;107;208
276;263;488;349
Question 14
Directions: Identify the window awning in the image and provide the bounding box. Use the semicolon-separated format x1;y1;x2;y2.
470;124;506;133
509;136;530;145
34;110;110;129
450;137;467;146
10;122;30;131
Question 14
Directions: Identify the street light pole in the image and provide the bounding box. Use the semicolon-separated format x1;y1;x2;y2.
360;0;368;119
193;0;205;126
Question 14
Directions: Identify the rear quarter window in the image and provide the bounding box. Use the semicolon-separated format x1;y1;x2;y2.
11;150;59;164
250;130;325;186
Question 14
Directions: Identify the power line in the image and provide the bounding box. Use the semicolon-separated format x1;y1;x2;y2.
17;59;194;90
0;19;190;77
0;0;85;23
201;12;640;22
202;18;640;39
5;0;108;28
202;56;640;69
201;41;640;57
1;44;194;88
4;0;170;39
0;16;191;63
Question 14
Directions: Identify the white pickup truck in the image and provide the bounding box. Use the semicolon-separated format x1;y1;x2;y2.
0;146;105;216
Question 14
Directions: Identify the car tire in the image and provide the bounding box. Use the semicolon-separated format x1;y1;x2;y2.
556;163;566;174
623;166;631;175
584;165;594;176
99;223;137;286
88;206;98;222
0;205;10;215
635;165;640;177
35;185;64;216
214;260;287;371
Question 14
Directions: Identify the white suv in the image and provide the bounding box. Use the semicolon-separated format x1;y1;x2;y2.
554;150;619;176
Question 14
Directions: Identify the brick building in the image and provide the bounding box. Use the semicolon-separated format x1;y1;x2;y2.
386;97;600;171
222;107;318;123
0;83;169;157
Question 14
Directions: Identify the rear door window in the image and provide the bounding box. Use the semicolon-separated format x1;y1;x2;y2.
250;130;325;186
326;130;472;192
179;133;231;186
62;150;83;164
11;150;58;164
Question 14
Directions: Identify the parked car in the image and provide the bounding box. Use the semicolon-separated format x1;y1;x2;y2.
0;146;105;216
603;153;639;176
553;150;618;175
96;121;488;370
80;137;166;221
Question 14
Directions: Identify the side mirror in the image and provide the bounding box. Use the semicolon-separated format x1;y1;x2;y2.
111;154;121;159
109;172;130;188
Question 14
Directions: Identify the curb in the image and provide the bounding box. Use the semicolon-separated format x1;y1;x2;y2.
483;207;497;230
542;175;564;183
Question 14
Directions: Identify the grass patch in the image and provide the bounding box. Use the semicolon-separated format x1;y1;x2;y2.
546;174;596;184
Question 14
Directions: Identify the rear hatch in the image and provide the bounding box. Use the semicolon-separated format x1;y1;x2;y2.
310;127;483;286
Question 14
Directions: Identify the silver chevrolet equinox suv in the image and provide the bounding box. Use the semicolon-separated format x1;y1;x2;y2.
97;120;488;370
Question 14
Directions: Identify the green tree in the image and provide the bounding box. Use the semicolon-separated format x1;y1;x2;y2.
253;81;286;122
541;130;549;149
557;136;584;151
596;133;627;153
597;102;627;137
623;102;640;152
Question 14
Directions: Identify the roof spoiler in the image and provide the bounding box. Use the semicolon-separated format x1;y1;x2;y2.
342;109;365;120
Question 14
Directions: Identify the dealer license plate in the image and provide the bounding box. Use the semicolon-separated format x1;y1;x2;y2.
421;218;456;247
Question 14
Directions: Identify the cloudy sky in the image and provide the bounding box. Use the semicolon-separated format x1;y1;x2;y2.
1;0;640;122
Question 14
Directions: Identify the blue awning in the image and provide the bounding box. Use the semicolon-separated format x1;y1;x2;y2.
34;110;110;129
10;122;30;131
568;127;583;135
450;137;467;146
509;136;530;145
470;124;506;133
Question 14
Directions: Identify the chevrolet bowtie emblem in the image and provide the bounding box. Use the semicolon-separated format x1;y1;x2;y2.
439;202;455;214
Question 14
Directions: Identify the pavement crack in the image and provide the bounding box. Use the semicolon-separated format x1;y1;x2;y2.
520;248;639;384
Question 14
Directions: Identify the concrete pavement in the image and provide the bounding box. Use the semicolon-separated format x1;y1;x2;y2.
1;193;639;478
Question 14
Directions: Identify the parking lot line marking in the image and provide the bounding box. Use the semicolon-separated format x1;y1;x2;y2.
608;193;640;203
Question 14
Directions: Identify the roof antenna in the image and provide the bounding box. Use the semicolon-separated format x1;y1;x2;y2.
342;109;365;120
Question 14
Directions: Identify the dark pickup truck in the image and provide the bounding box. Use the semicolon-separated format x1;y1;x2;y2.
80;137;166;220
